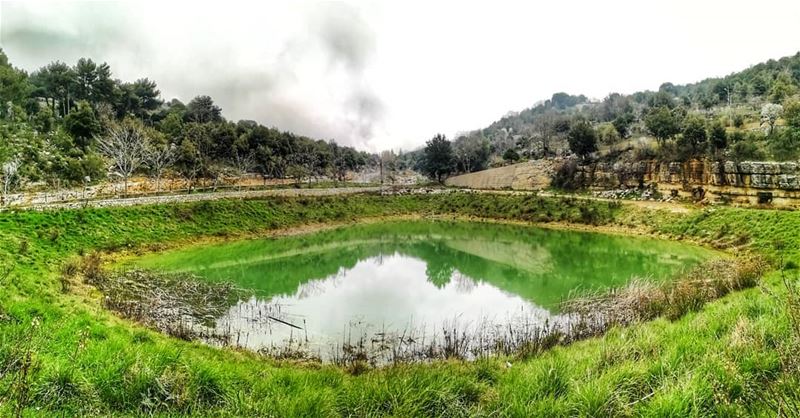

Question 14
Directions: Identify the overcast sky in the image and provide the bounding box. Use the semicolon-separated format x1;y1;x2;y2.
1;0;800;151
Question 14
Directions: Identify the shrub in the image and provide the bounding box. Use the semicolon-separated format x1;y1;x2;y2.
551;160;586;191
59;260;80;293
80;252;105;285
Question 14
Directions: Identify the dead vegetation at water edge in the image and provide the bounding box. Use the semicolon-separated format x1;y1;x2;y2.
64;252;769;374
563;256;768;324
67;255;247;343
325;256;768;371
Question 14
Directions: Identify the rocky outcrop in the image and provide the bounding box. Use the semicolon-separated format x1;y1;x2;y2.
583;160;800;190
446;158;800;206
591;159;800;205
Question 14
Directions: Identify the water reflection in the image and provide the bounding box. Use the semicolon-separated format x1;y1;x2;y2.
133;221;714;358
214;253;562;356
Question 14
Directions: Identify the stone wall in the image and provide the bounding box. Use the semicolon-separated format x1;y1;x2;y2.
585;159;800;205
446;158;800;206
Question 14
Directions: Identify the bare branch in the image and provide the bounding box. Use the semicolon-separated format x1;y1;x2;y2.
96;120;147;196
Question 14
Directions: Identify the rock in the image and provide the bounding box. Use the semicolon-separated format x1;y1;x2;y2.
778;175;800;190
780;162;799;173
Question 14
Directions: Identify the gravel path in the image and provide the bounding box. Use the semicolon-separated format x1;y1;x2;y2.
17;187;382;211
8;185;694;215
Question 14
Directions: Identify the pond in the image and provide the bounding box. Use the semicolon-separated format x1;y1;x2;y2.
131;220;716;360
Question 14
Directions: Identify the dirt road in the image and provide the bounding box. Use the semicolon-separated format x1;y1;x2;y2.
9;184;696;215
18;187;382;211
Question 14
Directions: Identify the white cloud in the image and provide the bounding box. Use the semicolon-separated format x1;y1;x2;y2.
2;0;800;152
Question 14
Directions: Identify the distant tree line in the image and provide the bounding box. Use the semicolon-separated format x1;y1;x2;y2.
0;50;372;198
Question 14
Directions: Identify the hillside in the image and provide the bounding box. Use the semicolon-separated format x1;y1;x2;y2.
0;50;377;197
409;52;800;179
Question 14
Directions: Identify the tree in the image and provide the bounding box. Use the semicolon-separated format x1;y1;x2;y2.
96;119;147;196
209;122;238;160
380;150;398;184
784;100;800;129
176;138;203;187
708;120;728;154
769;72;796;103
143;131;176;192
180;123;215;184
0;49;29;116
185;95;222;123
680;114;708;156
772;100;800;160
420;134;455;183
548;92;587;109
30;61;77;116
64;101;102;150
502;148;520;163
567;121;597;159
306;139;333;181
770;127;800;161
159;111;185;141
330;141;361;182
115;78;162;120
761;103;783;136
74;58;115;106
230;147;256;188
255;145;285;181
645;106;681;145
648;91;676;109
598;93;633;122
1;158;20;204
532;110;557;157
597;122;621;145
453;135;490;173
612;113;634;138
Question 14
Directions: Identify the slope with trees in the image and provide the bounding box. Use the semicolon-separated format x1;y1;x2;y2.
426;51;800;184
0;49;373;202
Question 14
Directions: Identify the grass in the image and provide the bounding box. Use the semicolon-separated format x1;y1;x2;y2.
565;257;767;324
0;191;797;416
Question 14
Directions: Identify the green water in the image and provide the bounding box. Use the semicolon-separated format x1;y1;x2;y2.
132;220;715;353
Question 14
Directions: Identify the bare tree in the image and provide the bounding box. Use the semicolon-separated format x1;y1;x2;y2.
1;158;20;205
380;150;397;184
761;103;783;136
533;111;555;157
453;136;490;173
144;142;176;193
97;120;146;197
230;149;255;189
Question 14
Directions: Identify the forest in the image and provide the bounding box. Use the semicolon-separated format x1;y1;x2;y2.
0;50;372;196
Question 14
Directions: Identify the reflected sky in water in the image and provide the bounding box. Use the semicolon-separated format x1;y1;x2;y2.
132;221;715;354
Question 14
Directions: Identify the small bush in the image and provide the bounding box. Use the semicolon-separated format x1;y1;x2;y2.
18;240;28;255
80;252;105;285
59;260;80;293
551;160;586;191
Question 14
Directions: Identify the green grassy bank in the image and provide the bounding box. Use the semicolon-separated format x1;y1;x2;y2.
0;192;798;416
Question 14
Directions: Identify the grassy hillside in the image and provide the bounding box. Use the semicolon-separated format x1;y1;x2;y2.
0;193;798;416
